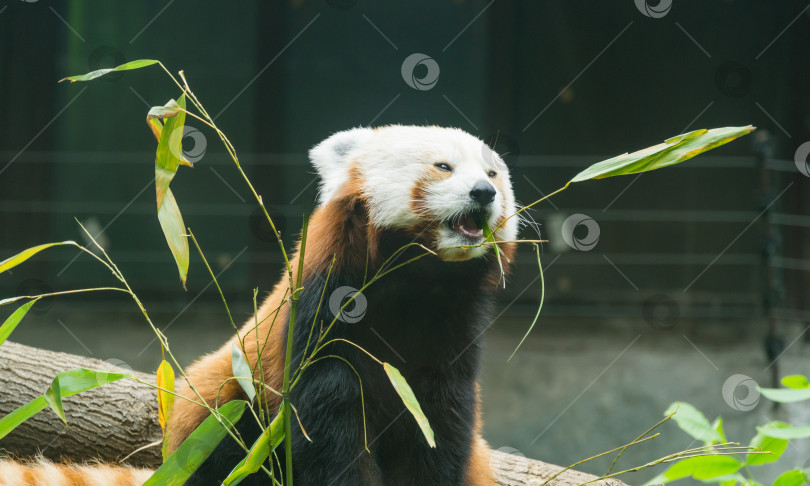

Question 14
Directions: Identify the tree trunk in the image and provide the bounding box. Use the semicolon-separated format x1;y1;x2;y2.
0;341;628;486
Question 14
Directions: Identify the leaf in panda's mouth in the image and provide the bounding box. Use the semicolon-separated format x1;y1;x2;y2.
451;211;485;239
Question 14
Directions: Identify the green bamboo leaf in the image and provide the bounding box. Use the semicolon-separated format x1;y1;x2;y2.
772;470;807;486
663;455;742;481
711;416;726;444
0;241;78;275
759;386;810;403
222;409;286;485
59;59;159;83
43;378;66;425
781;374;809;389
665;402;723;443
507;244;544;362
383;362;435;448
747;428;787;465
155;95;187;210
0;299;38;346
231;342;256;403
757;420;810;440
148;99;184;120
157;188;189;288
144;400;248;486
0;368;131;439
570;126;755;183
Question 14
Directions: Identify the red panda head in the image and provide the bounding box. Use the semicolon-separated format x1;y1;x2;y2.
309;125;518;262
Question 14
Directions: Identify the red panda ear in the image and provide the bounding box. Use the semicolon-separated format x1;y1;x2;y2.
309;127;374;205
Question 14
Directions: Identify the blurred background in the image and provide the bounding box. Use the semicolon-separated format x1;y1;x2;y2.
1;0;809;483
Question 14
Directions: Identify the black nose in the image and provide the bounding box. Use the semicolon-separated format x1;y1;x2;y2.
469;180;496;205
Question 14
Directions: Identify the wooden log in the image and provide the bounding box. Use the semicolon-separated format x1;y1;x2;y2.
0;341;628;485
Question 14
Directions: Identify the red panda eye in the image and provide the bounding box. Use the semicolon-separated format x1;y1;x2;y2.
488;170;497;178
435;162;452;172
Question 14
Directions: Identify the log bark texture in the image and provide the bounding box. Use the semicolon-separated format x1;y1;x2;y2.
0;341;628;486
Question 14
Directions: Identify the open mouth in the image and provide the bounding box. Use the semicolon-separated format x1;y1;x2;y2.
446;209;487;240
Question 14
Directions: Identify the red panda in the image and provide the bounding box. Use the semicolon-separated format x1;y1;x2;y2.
1;125;519;485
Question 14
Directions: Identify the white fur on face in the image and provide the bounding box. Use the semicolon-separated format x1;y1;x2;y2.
309;125;519;261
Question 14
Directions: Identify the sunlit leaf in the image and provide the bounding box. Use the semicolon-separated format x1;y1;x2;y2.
664;402;723;443
155;95;187;210
59;59;159;83
711;416;726;444
43;377;66;425
663;455;742;481
747;428;787;465
383;362;435;448
148;99;184;120
772;470;807;486
757;420;810;440
156;360;175;431
0;299;38;346
146;117;193;168
0;368;131;439
570;126;755;183
144;400;247;486
223;409;286;485
758;386;810;403
0;241;78;275
231;342;256;403
157;188;189;288
781;374;809;389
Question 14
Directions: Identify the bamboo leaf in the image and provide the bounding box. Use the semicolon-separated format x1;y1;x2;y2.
383;362;435;448
222;409;286;485
747;428;787;465
155;95;187;210
758;386;810;403
59;59;159;83
0;241;78;275
157;188;189;288
231;342;256;403
772;470;807;486
756;420;810;440
663;455;742;481
148;99;184;120
0;299;38;346
781;374;809;389
144;400;248;486
146;117;193;168
508;245;544;361
570;126;755;183
665;402;723;443
156;360;175;432
0;368;131;439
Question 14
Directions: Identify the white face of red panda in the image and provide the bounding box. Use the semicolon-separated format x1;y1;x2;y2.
309;125;519;261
